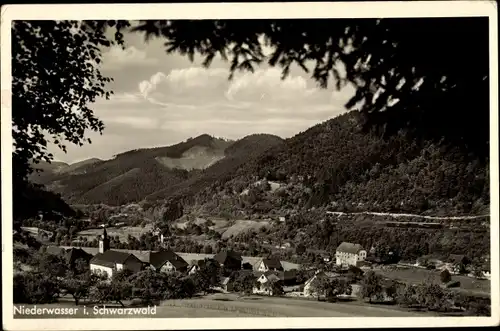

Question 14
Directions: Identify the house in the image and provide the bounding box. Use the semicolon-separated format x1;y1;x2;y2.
482;264;491;279
90;250;143;278
214;250;242;270
220;277;234;292
280;269;299;286
40;246;93;269
278;216;286;223
303;271;338;298
257;258;283;272
89;228;143;278
446;254;470;274
41;245;66;256
256;271;281;285
303;271;359;299
321;253;332;263
416;256;443;269
64;247;93;268
253;272;281;295
242;262;253;270
147;250;188;274
335;242;367;267
187;259;206;275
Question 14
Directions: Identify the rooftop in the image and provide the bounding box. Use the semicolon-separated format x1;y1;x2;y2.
336;242;364;254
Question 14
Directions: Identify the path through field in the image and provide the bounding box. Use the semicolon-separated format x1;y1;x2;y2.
326;211;489;221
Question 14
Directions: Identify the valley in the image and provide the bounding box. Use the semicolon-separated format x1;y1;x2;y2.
14;110;491;317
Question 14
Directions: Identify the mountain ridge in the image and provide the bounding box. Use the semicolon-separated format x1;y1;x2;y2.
32;133;284;206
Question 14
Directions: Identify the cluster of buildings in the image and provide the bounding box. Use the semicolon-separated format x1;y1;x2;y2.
415;254;491;279
41;227;489;300
40;228;372;298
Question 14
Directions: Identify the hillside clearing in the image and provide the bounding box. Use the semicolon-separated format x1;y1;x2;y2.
221;220;271;239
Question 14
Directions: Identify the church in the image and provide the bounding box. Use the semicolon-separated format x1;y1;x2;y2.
89;228;143;279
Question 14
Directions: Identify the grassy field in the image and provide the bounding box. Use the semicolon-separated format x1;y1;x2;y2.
76;224;154;242
14;293;428;318
221;220;271;240
375;267;490;296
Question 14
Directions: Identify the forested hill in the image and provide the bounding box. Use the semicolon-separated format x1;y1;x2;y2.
190;110;489;217
144;134;285;202
33;134;284;206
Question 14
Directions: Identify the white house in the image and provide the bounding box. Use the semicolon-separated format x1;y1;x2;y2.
90;250;143;278
253;272;281;295
335;242;367;267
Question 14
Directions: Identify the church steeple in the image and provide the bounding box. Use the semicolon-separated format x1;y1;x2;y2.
99;227;110;254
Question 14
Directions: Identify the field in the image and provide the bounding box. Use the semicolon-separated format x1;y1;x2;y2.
221;220;271;239
375;266;490;296
76;224;154;242
173;217;271;240
14;293;428;318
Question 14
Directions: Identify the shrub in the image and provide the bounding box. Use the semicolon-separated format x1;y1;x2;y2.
440;269;452;283
14;272;59;304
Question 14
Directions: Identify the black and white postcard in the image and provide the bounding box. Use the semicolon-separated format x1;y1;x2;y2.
1;1;498;330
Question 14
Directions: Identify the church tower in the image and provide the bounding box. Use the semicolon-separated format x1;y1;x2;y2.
98;227;110;254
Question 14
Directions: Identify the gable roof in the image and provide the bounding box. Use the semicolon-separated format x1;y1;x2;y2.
90;250;140;268
221;277;231;285
259;272;280;283
336;242;364;254
214;250;242;264
149;250;188;270
43;246;67;256
447;254;468;264
65;248;93;264
261;258;282;270
282;269;298;281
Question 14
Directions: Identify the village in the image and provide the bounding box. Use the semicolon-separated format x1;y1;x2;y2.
29;225;490;305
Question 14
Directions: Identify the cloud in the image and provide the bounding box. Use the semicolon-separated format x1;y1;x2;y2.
101;46;158;70
225;68;329;107
101;116;159;130
138;67;229;106
137;66;347;110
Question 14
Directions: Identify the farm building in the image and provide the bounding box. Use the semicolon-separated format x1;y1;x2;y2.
257;258;283;272
303;271;339;298
147;249;188;273
256;271;281;285
335;242;367;267
40;246;93;269
214;250;242;271
220;277;234;292
253;273;281;296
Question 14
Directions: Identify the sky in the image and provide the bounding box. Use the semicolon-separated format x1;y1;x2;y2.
49;24;356;164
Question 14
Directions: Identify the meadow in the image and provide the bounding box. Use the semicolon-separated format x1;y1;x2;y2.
13;293;428;318
375;266;491;297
